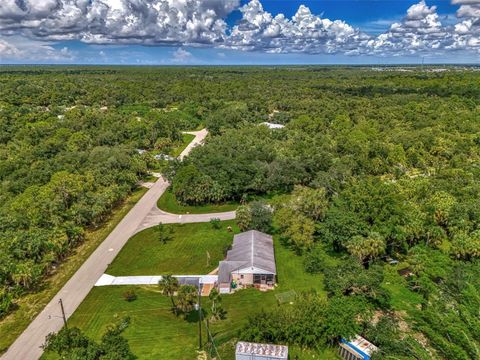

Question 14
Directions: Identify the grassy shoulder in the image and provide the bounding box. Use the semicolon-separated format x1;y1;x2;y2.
171;133;195;157
107;221;239;276
0;187;148;355
49;228;326;360
157;189;238;214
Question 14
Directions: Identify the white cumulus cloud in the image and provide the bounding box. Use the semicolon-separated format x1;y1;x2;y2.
223;0;368;54
0;0;479;60
0;0;240;45
172;47;193;62
450;0;480;52
0;35;74;62
365;1;452;56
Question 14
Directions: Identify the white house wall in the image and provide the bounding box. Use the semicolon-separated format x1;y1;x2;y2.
235;266;275;275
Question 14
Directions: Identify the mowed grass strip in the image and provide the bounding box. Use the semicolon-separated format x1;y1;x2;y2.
171;133;195;157
107;220;239;276
156;189;239;214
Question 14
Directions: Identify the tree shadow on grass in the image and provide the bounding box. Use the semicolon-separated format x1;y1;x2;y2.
184;309;206;323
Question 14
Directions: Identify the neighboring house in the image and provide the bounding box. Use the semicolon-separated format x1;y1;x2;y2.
154;153;175;161
339;335;378;360
235;341;288;360
218;230;276;294
260;122;285;129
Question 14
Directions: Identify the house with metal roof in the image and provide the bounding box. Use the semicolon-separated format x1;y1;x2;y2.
235;341;288;360
218;230;276;294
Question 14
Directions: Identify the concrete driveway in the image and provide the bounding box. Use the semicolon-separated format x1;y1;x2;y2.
2;129;235;360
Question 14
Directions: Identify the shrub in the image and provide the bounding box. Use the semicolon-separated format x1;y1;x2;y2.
123;290;137;302
210;218;221;229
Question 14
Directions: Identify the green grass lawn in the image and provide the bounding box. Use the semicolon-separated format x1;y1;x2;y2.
381;266;423;312
46;224;328;360
41;286;198;360
107;221;239;276
157;189;239;214
171;133;195;157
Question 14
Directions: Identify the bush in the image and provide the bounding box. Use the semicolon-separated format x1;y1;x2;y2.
236;201;272;233
304;246;328;274
210;218;221;229
0;288;14;318
123;290;137;302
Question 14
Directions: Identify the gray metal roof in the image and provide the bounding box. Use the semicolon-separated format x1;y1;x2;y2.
218;260;245;284
177;277;200;288
218;230;276;284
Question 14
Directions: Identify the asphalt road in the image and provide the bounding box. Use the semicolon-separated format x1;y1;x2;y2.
2;129;235;360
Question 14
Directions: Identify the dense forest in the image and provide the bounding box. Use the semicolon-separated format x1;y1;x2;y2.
1;66;480;359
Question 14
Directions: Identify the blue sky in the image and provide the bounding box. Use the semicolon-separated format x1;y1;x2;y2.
0;0;478;64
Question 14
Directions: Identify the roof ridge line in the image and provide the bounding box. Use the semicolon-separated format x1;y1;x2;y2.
251;230;254;268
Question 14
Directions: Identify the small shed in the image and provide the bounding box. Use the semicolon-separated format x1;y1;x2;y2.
339;335;378;360
235;341;288;360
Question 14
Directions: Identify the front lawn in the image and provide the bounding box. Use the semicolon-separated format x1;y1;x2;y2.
41;286;198;360
47;228;327;359
157;189;239;214
106;221;239;276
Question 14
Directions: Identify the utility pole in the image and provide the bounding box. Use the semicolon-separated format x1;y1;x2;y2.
59;298;68;329
197;287;202;350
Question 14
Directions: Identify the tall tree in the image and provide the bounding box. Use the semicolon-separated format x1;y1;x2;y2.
158;275;179;315
346;232;386;268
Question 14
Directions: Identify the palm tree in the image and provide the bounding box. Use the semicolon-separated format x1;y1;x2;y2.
177;285;197;317
158;274;179;315
208;288;225;321
346;232;385;268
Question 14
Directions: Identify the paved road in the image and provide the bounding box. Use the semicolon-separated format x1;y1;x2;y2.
179;128;207;160
136;203;236;234
2;129;235;360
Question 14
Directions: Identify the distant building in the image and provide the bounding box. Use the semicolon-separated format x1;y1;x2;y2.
154;153;175;161
339;335;378;360
260;122;285;129
235;341;288;360
218;230;276;294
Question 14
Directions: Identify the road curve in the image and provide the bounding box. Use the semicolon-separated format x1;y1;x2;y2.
136;200;236;234
2;128;235;360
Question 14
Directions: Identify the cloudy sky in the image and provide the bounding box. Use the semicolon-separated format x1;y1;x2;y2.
0;0;479;64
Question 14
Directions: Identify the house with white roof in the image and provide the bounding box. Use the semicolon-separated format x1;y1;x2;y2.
218;230;276;294
236;341;288;360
